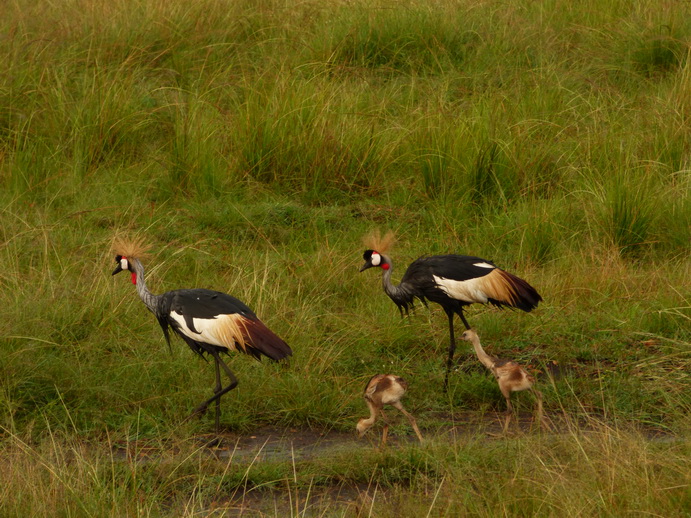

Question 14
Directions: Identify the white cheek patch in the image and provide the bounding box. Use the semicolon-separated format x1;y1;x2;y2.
120;258;129;270
371;252;381;266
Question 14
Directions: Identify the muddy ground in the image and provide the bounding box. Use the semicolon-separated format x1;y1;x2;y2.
108;411;679;516
107;414;515;516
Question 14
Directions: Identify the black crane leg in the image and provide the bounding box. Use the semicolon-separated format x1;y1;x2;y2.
189;352;238;433
458;310;471;330
213;355;222;433
443;311;456;392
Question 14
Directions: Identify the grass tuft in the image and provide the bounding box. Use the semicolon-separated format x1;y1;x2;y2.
604;172;657;257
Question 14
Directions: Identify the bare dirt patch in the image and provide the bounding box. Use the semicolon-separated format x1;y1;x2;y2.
110;410;567;464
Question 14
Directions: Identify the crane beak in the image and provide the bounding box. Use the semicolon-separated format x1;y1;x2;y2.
112;264;123;276
359;262;373;272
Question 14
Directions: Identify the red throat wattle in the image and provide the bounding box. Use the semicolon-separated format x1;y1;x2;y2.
131;272;137;285
382;263;390;270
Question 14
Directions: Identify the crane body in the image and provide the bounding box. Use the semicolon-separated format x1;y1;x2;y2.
360;249;541;390
112;240;291;433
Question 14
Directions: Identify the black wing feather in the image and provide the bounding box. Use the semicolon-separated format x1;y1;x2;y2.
163;289;254;335
402;255;496;284
157;288;291;361
397;255;496;307
170;289;256;319
156;315;173;354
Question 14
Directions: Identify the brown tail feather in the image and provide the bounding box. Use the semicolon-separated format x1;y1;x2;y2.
240;318;292;361
503;270;542;311
486;269;542;312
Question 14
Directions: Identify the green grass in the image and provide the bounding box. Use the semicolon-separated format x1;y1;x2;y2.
0;419;687;516
1;0;690;515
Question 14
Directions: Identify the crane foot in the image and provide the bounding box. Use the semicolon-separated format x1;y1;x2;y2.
186;404;209;420
204;436;223;448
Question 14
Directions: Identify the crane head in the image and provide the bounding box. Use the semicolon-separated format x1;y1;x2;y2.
112;255;137;284
360;250;389;272
356;417;372;437
460;329;478;341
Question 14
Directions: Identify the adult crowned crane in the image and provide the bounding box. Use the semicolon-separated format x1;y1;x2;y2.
111;238;292;433
359;232;542;390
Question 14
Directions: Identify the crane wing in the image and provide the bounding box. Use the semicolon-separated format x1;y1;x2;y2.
169;289;257;320
402;255;497;283
164;289;292;361
402;255;541;311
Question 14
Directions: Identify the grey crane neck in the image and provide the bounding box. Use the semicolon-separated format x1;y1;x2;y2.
380;256;404;298
130;258;161;313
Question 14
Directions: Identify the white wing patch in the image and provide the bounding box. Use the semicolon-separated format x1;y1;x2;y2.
473;262;495;269
433;275;491;303
170;311;247;351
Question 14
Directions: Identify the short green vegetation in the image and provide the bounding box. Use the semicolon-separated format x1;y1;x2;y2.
1;0;689;515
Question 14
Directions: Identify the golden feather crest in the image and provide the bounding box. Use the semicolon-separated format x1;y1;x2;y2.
363;230;396;254
112;236;151;260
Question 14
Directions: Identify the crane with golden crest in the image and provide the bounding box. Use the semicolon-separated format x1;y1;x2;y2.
359;231;542;390
111;237;292;433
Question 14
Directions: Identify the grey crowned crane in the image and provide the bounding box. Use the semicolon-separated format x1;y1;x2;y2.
111;238;291;433
359;233;542;390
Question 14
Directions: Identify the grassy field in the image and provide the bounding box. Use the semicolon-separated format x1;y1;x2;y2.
1;0;689;515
